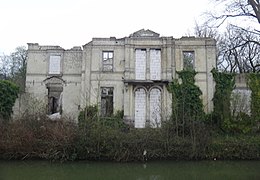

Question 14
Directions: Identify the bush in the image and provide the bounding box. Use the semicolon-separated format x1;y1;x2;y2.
206;135;260;160
0;80;19;120
0;116;78;161
1;115;259;162
168;70;206;138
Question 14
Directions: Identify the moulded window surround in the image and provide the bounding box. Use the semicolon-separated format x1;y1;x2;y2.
135;49;147;80
150;49;161;80
183;51;195;70
149;88;161;128
134;87;147;128
49;55;62;75
47;86;63;115
134;86;162;128
101;87;114;117
102;51;114;72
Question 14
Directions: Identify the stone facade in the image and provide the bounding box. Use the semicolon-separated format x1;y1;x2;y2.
21;29;216;127
231;74;252;115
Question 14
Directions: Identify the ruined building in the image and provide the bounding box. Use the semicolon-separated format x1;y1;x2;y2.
23;29;216;127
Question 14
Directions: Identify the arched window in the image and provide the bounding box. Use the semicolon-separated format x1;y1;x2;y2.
149;88;161;127
134;87;146;128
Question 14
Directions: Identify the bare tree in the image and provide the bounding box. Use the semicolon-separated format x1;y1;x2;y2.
194;21;260;72
0;46;27;91
208;0;260;27
10;46;27;91
248;0;260;23
0;54;11;79
10;46;27;77
195;0;260;72
194;21;220;38
218;25;260;72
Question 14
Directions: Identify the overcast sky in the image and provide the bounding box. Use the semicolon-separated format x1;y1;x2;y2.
0;0;212;54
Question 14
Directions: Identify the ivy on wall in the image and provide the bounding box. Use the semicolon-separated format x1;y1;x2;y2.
248;73;260;122
211;68;235;131
0;80;19;121
211;69;260;134
168;70;205;138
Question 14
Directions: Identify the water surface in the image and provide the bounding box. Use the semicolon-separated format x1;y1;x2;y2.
0;160;260;180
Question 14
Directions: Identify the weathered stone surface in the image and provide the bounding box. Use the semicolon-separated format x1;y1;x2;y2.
17;29;216;125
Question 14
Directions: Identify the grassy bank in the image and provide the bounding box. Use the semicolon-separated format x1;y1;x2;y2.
0;117;259;162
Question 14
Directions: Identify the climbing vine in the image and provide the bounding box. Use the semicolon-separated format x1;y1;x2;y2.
248;73;260;122
211;68;235;130
0;80;19;121
168;70;205;138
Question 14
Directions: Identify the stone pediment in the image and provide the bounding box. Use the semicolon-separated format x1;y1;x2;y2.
43;76;65;87
130;29;160;38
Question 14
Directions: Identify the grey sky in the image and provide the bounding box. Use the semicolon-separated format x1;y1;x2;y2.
0;0;211;54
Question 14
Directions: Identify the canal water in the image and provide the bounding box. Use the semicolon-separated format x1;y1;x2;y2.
0;160;260;180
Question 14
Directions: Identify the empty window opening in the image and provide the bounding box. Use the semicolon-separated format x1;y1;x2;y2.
49;97;58;114
47;86;63;115
102;51;113;71
183;51;195;70
101;87;114;117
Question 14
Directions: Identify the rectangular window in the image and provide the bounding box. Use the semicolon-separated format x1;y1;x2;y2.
49;55;61;74
101;87;114;117
183;51;195;70
135;49;146;80
47;86;63;115
102;51;113;71
150;49;161;80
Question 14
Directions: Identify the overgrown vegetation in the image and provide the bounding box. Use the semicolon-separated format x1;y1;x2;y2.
167;70;208;158
1;69;260;162
0;80;19;121
1;110;259;162
0;116;78;161
0;113;208;162
0;46;27;92
211;69;260;134
211;68;235;132
248;73;260;123
206;135;260;160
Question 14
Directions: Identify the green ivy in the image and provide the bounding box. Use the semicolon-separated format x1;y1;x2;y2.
0;80;19;121
168;70;205;137
78;105;125;129
248;73;260;122
211;69;259;134
211;68;235;130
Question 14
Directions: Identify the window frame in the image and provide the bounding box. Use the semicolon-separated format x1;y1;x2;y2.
100;87;114;117
102;51;114;72
135;48;147;80
48;54;62;76
183;51;195;70
150;48;161;80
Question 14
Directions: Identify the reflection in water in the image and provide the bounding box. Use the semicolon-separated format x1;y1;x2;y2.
0;160;260;180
